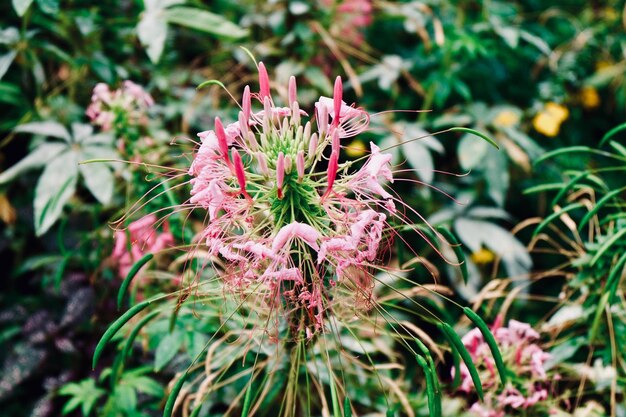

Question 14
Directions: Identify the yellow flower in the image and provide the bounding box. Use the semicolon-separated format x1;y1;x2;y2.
0;194;16;225
533;102;569;137
345;139;367;158
492;109;520;128
470;248;495;265
580;86;600;109
545;102;569;121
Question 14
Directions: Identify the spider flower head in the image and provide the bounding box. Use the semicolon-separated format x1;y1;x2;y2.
86;80;154;131
457;318;552;416
189;63;398;338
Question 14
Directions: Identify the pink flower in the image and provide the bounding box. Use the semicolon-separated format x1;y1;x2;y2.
456;319;552;416
111;214;173;278
187;62;404;339
87;80;154;132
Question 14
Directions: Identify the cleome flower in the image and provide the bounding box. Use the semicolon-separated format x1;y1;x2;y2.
188;62;399;338
456;317;552;416
86;80;154;131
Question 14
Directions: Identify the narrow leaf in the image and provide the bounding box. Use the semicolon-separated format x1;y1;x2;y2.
439;322;484;401
436;226;468;285
578;186;626;231
449;127;499;149
600;122;626;146
163;371;189;417
463;307;507;386
92;294;164;369
196;79;225;90
241;376;254;417
122;310;160;360
606;252;626;303
415;354;438;417
532;202;585;238
343;397;352;417
590;228;626;266
117;254;154;310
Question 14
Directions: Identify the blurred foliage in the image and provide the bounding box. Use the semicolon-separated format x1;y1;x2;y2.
0;0;625;416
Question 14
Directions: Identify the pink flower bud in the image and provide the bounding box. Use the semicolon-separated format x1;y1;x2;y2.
317;102;328;134
331;129;340;154
242;85;251;120
323;149;339;200
276;152;285;199
238;112;248;138
215;117;232;167
333;76;343;127
296;150;305;181
231;147;251;200
308;133;318;159
256;152;269;175
288;76;297;105
258;62;271;99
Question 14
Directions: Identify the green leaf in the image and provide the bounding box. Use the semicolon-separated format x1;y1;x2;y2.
137;5;168;63
14;121;71;141
12;0;34;16
439;322;484;401
163;371;189;417
0;142;66;184
35;0;59;14
590;228;626;266
463;307;507;386
34;152;78;236
600;122;626;146
93;294;164;369
115;384;138;412
436;226;468;285
458;132;489;170
118;254;154;310
0;50;17;80
449;127;499;149
155;332;183;371
164;7;248;39
532;202;585;238
78;156;114;205
578;186;626;231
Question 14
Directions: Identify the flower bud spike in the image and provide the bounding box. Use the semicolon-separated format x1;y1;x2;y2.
308;133;318;160
258;62;271;100
333;76;343;127
232;147;251;200
238;112;248;138
215;117;232;168
331;129;340;154
247;131;259;151
296;150;305;182
257;152;269;175
276;152;285;199
288;75;297;105
323;149;339;200
284;155;292;174
242;85;251;120
317;103;328;135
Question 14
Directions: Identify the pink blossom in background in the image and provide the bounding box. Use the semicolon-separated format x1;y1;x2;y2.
86;80;154;131
456;318;552;415
112;214;173;278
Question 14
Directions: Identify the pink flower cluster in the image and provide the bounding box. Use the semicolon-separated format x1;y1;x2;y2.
457;318;552;417
188;63;396;337
86;80;154;131
321;0;373;46
112;214;173;278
